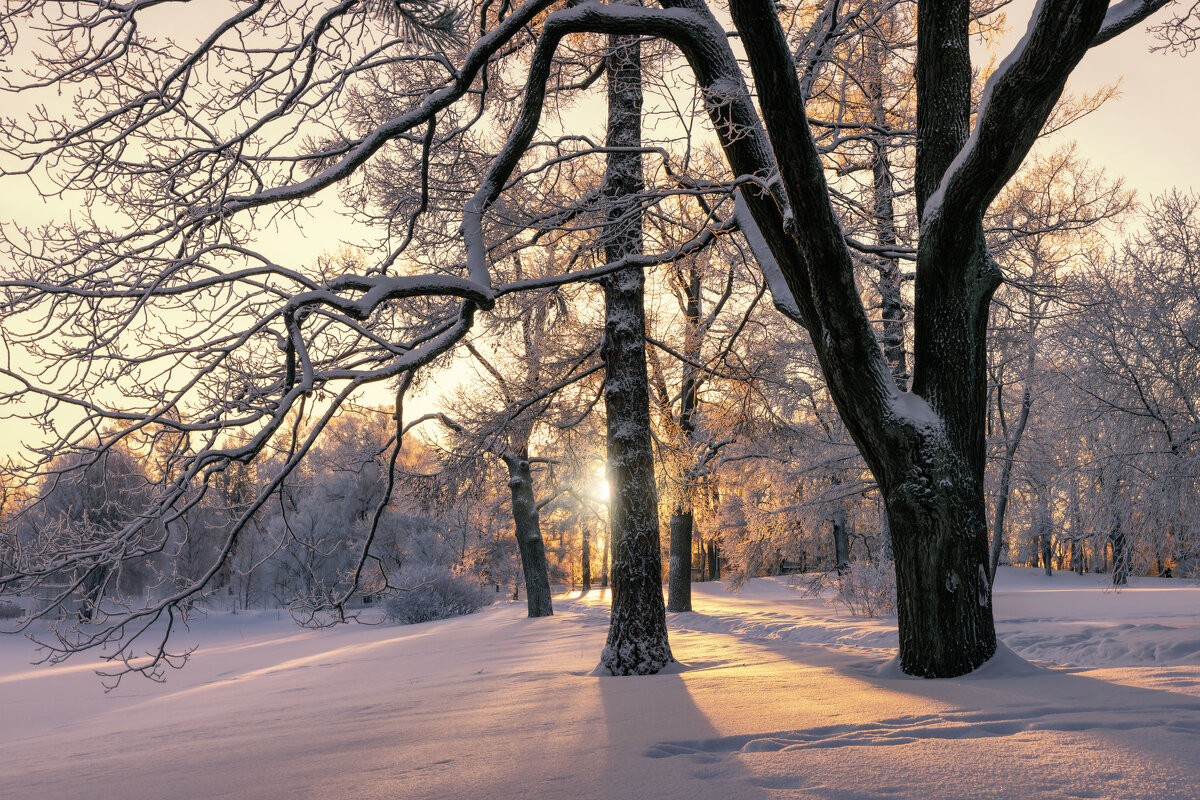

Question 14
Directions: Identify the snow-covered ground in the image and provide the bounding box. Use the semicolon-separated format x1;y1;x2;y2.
2;567;1199;799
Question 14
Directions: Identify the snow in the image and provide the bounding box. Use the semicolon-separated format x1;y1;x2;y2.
733;191;804;324
888;388;944;432
3;567;1200;799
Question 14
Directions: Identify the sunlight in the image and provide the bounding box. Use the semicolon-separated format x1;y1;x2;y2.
590;463;610;504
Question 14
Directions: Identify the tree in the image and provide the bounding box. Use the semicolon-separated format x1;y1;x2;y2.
702;0;1173;676
20;447;151;623
647;208;769;610
1059;190;1200;581
0;0;1183;679
982;145;1132;581
597;30;674;675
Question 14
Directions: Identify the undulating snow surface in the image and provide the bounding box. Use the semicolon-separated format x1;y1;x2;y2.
3;567;1199;799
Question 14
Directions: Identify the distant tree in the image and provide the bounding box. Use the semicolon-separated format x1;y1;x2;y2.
1059;191;1200;582
24;447;151;624
983;146;1132;581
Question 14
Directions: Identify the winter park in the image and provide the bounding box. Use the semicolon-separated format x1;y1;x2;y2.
0;0;1198;798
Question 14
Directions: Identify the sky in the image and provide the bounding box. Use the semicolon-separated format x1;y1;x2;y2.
1010;2;1199;198
0;2;1195;461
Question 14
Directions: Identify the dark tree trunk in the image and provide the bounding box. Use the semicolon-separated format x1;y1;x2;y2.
502;453;554;617
77;563;109;623
666;259;702;612
1103;474;1128;586
581;526;592;593
866;13;908;390
666;509;693;611
1033;489;1054;576
707;538;720;581
885;457;995;677
599;32;672;676
602;530;610;589
989;384;1032;583
832;503;851;575
1110;523;1128;586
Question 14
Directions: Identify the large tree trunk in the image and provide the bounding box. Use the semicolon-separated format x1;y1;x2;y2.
666;509;693;611
884;448;996;677
502;453;553;617
871;224;998;677
599;31;672;676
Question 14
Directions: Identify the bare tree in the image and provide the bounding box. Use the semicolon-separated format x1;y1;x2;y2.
0;0;1184;679
1059;190;1200;581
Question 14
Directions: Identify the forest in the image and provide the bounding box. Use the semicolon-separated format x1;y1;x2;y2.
0;0;1196;688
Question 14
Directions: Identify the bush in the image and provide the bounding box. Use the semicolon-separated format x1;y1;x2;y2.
383;567;490;625
833;560;897;617
0;599;24;620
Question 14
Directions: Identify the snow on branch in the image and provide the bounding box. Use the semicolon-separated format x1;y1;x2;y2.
733;192;803;325
921;0;1111;237
1092;0;1174;45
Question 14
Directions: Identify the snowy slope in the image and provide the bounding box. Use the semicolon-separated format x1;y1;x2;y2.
2;567;1198;799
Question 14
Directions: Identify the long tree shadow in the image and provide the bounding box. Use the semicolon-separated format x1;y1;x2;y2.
595;661;777;797
643;632;1200;799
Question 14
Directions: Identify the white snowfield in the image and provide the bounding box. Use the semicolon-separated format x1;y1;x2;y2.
2;567;1199;800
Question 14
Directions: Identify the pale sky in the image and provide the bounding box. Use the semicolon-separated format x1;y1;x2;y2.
1011;2;1198;198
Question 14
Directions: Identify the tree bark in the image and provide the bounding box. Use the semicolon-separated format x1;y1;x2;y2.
599;31;672;675
832;507;851;575
707;538;720;581
502;453;554;617
1100;468;1128;585
884;449;996;677
581;525;592;593
666;510;693;611
1110;518;1129;586
77;563;109;623
602;530;610;589
1038;493;1054;577
866;10;908;390
989;384;1032;583
666;261;701;612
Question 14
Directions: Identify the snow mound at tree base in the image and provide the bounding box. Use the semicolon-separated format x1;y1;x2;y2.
866;641;1043;680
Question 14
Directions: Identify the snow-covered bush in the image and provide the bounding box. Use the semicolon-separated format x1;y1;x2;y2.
383;567;491;625
0;599;23;620
833;560;897;617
